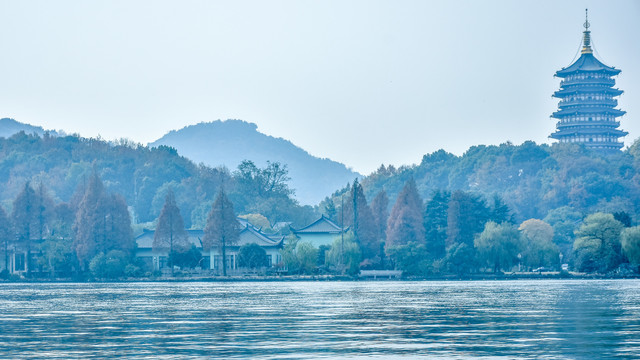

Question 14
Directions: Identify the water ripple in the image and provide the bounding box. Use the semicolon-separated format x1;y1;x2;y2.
0;280;639;359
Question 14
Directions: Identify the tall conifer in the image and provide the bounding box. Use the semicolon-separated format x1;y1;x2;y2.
154;189;188;274
12;182;38;274
0;206;13;272
74;173;133;270
343;179;377;262
203;190;239;276
386;178;425;246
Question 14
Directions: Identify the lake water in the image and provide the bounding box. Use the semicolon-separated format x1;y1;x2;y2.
1;280;639;359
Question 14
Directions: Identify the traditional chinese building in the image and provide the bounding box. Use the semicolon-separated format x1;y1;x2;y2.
550;10;627;149
135;222;284;274
289;215;347;248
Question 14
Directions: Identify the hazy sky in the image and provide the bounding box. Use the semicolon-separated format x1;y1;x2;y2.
1;1;639;174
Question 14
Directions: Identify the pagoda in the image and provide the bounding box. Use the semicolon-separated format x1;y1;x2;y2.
550;10;627;150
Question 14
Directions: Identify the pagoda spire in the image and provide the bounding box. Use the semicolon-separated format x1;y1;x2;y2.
550;10;627;151
581;8;593;54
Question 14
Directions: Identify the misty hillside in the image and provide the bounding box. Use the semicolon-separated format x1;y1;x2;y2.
0;118;58;138
150;120;360;205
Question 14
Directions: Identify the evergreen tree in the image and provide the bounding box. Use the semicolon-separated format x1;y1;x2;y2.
12;182;38;274
488;194;513;224
74;173;133;270
203;189;239;276
424;190;450;259
370;190;389;266
386;178;425;246
74;173;106;269
237;243;268;269
324;199;337;223
621;226;640;265
105;194;134;254
342;179;378;264
0;206;13;272
154;189;189;274
371;190;389;242
447;191;489;248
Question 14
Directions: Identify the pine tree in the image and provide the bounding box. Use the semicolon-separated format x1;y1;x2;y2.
12;182;38;274
371;190;389;242
424;190;450;258
0;206;13;272
370;190;389;266
446;191;490;248
386;178;425;246
74;173;106;269
203;190;239;276
343;179;377;263
154;189;189;274
74;173;133;270
105;194;134;254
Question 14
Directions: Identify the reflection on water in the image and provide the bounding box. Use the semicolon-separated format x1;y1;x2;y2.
1;280;639;359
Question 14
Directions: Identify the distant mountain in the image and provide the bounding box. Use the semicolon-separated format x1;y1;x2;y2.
150;120;360;205
0;118;58;138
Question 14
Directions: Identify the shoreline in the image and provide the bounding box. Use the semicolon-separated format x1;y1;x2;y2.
2;272;639;283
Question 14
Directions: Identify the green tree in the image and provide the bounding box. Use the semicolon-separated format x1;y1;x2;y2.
370;190;389;242
488;194;513;224
475;221;521;273
12;182;39;274
0;206;13;272
326;232;361;275
573;213;624;273
74;173;106;268
518;219;559;270
169;244;203;269
153;189;189;274
237;243;268;269
238;213;272;231
444;243;475;276
343;179;378;264
280;235;319;274
621;226;640;266
39;202;76;277
89;250;129;279
202;189;239;276
324;199;337;223
447;191;489;248
386;241;431;276
424;190;450;259
386;178;425;246
74;173;133;270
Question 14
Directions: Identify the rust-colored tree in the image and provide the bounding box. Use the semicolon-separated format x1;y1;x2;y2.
154;189;189;274
202;190;239;276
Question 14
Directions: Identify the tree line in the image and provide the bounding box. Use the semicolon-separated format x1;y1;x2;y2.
306;177;640;276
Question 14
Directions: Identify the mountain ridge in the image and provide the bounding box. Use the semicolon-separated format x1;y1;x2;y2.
150;119;360;205
0;118;60;138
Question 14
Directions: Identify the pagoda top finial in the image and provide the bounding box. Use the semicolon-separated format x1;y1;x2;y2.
581;8;593;54
584;8;590;30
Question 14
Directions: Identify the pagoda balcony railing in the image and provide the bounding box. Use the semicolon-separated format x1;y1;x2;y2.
556;120;621;128
560;77;615;87
575;140;624;149
554;137;625;147
558;99;618;108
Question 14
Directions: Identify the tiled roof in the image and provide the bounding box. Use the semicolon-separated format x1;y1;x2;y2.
291;215;345;234
556;53;620;77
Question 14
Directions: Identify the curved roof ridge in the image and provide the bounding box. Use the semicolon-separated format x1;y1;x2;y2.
556;53;620;77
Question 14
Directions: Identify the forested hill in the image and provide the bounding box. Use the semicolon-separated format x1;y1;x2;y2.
340;140;640;224
149;120;360;205
0;131;317;229
0;118;59;138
